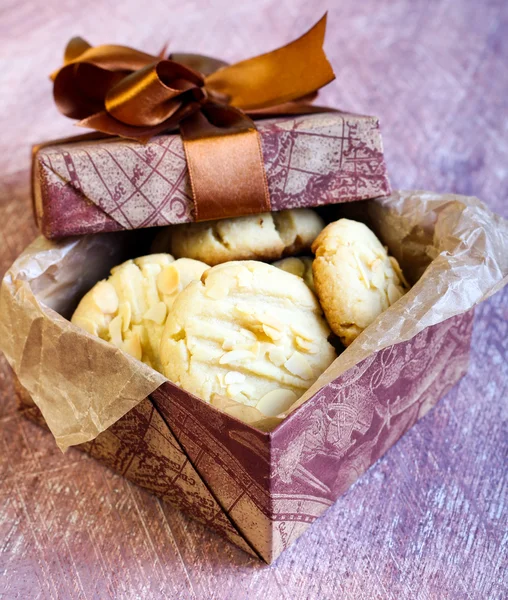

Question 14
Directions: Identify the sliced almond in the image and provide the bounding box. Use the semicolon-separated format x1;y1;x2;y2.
73;316;99;336
139;263;162;278
227;387;250;404
290;324;314;342
263;324;283;341
205;283;229;299
227;383;244;399
122;332;142;361
219;349;254;365
93;281;119;314
284;351;313;380
216;373;225;388
256;388;298;417
353;251;370;288
118;302;131;332
135;254;173;269
242;329;258;341
370;261;385;289
258;314;284;331
234;303;251;316
224;371;246;385
268;346;287;367
143;301;167;325
157;265;180;296
387;283;404;305
222;339;235;351
223;403;259;421
108;315;123;346
389;256;410;288
223;340;255;352
295;336;316;353
249;341;261;358
241;383;255;398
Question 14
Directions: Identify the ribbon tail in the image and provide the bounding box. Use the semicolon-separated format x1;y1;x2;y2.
205;13;335;111
180;103;270;221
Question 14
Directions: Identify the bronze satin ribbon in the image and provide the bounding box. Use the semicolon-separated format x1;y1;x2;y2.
51;15;335;221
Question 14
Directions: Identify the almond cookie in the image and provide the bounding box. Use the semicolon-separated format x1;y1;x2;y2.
71;254;209;371
160;261;336;416
273;256;315;292
151;209;325;266
312;219;409;347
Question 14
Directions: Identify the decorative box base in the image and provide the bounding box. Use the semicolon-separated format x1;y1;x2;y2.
14;311;473;563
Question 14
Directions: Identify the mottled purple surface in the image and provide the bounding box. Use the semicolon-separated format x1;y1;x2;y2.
1;0;507;598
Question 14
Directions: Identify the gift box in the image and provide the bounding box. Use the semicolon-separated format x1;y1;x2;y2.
1;191;507;563
32;112;391;239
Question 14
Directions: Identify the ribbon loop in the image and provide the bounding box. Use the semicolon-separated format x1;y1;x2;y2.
105;61;205;127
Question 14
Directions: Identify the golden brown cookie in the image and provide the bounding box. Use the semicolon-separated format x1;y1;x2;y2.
152;209;324;266
160;261;336;416
312;219;409;346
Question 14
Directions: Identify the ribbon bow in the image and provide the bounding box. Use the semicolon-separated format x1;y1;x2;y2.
52;15;335;221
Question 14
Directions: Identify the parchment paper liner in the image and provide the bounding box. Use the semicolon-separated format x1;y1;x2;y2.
1;190;506;451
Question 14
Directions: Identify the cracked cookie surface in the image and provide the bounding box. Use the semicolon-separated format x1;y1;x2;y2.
152;209;324;266
312;219;409;347
71;254;209;371
160;261;336;415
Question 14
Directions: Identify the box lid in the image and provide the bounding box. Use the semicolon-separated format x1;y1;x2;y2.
33;112;391;239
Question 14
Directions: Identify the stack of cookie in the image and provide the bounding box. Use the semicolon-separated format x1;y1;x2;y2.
71;208;409;420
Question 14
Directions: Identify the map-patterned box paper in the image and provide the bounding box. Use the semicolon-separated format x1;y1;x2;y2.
32;112;391;239
15;311;473;563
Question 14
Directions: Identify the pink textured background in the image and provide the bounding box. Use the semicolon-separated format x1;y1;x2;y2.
0;1;507;599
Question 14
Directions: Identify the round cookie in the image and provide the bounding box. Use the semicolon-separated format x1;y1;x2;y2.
160;261;336;416
311;219;409;347
273;256;315;292
71;254;209;371
151;208;324;266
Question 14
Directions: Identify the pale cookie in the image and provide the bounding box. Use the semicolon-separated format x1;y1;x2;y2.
160;261;336;416
151;208;324;266
71;254;209;371
273;256;315;292
312;219;409;347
